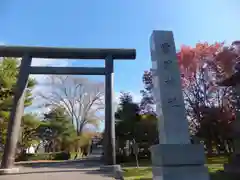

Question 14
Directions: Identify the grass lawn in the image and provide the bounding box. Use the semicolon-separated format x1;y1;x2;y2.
122;156;240;180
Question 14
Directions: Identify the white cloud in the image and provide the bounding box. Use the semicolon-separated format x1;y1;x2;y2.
30;58;70;83
31;58;69;67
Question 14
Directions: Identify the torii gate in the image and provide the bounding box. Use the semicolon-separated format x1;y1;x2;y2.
0;46;136;171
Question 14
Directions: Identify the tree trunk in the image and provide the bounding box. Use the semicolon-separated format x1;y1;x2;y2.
205;140;213;155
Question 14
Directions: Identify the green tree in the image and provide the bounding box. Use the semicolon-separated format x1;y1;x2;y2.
115;92;158;162
18;113;42;153
115;92;141;142
135;114;158;145
0;58;36;149
140;71;155;114
39;106;77;152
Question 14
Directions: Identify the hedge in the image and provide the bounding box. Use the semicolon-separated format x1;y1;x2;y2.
15;152;71;162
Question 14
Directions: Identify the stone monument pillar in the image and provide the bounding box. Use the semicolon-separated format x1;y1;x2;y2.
150;30;209;180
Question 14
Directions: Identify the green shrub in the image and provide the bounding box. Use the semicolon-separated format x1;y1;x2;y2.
53;151;70;160
15;152;70;162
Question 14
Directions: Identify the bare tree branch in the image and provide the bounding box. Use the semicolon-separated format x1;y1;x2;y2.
37;75;104;134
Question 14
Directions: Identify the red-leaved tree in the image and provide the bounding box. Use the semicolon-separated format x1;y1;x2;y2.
141;42;240;154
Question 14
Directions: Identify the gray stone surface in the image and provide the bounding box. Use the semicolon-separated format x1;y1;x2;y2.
0;157;114;180
150;30;209;180
0;167;113;180
150;144;206;166
150;31;190;144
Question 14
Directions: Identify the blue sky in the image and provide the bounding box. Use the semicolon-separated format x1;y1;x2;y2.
0;0;240;100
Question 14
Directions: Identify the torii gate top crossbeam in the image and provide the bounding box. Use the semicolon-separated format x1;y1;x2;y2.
0;45;136;60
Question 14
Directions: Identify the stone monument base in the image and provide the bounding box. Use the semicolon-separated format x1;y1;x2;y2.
150;144;210;180
224;154;240;173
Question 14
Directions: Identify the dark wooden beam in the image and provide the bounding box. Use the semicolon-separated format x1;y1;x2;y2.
0;45;136;60
30;67;106;75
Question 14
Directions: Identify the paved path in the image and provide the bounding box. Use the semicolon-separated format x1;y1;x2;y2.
0;167;114;180
0;155;114;180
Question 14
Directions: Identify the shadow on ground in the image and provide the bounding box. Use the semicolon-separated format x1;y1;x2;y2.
2;157;114;179
2;169;113;178
209;171;240;180
123;169;240;180
5;157;240;180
